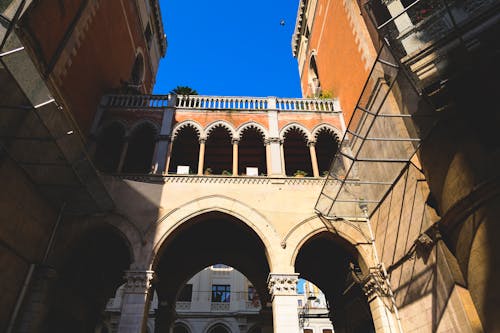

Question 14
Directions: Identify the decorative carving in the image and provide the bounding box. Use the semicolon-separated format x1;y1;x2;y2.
267;273;299;297
123;270;155;294
362;268;390;300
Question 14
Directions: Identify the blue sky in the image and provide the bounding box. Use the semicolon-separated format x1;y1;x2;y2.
154;0;302;97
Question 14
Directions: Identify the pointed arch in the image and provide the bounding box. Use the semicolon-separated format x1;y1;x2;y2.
172;120;204;140
311;123;342;142
205;120;236;140
279;122;312;141
235;121;269;141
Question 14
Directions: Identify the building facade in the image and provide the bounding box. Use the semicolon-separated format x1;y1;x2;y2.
1;0;499;332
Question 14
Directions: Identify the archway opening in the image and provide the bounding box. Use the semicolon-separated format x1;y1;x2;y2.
169;125;200;174
238;127;266;176
94;122;125;173
122;123;156;173
283;127;312;177
153;211;272;331
204;126;232;174
315;128;339;176
45;226;131;332
295;232;375;333
297;278;335;333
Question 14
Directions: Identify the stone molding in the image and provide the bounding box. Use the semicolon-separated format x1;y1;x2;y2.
123;270;155;294
267;273;299;297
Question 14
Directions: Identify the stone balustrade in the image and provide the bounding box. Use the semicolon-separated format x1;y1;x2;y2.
104;94;340;112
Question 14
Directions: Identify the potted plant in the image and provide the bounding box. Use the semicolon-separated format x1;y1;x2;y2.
204;167;212;175
293;170;308;177
221;170;232;176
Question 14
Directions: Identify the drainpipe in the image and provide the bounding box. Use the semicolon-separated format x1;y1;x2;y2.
363;206;404;333
6;202;66;333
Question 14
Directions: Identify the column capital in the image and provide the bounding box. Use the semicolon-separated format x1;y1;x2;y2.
199;137;207;144
307;140;316;147
232;138;240;144
362;268;390;301
123;270;155;294
267;273;299;297
265;137;282;145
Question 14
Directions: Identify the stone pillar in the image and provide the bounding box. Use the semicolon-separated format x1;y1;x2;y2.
279;139;286;175
267;97;285;176
232;138;239;176
15;265;58;333
197;138;206;175
308;140;320;177
267;273;300;333
153;135;171;174
117;137;129;172
118;270;155;333
265;139;271;176
164;139;174;174
362;271;398;333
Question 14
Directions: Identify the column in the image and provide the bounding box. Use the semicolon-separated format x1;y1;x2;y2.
265;139;271;176
197;138;206;175
15;265;58;333
117;137;129;172
153;135;171;174
362;271;398;333
118;270;155;333
267;273;300;333
308;141;320;177
232;138;239;176
279;139;286;175
267;97;285;176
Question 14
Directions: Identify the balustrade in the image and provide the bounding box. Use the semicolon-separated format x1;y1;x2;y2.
104;94;339;112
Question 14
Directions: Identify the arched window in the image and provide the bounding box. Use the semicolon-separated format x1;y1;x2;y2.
283;127;312;177
122;123;156;173
308;54;320;97
94;122;125;173
315;128;339;176
169;125;200;174
207;323;231;333
130;52;145;85
204;125;232;175
238;127;266;176
173;323;190;333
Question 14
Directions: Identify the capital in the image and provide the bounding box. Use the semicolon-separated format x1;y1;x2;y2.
232;138;240;145
267;273;299;298
362;268;389;301
123;270;155;294
307;140;316;147
199;138;207;144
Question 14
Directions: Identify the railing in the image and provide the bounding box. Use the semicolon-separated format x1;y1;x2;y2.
176;301;191;311
104;94;340;112
210;302;230;311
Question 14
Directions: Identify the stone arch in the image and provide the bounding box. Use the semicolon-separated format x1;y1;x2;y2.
235;121;269;141
96;119;128;137
279;122;312;141
173;320;193;333
126;119;160;138
205;120;236;140
284;215;374;273
205;320;234;333
311;123;342;143
145;195;281;271
94;120;127;172
172;120;204;140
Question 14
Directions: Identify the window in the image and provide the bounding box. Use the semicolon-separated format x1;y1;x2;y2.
322;329;333;333
298;299;303;307
247;285;256;301
212;285;230;303
178;284;192;302
303;329;313;333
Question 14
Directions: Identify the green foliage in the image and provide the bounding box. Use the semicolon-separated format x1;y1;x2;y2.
294;170;308;177
319;90;334;99
221;170;232;176
169;86;198;95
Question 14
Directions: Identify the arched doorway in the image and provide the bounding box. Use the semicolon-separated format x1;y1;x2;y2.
283;127;312;177
295;232;375;333
169;124;200;174
204;125;233;174
238;126;266;176
44;226;131;332
152;211;272;331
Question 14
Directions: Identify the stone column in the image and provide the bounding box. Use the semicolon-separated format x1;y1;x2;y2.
153;135;171;174
197;138;206;175
267;273;300;333
265;139;271;176
308;140;320;177
267;97;285;176
232;138;239;176
15;265;58;333
118;270;155;333
279;139;286;175
117;137;129;173
362;271;398;333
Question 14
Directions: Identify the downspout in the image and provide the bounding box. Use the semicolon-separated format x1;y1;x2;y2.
6;202;66;333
